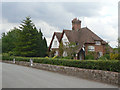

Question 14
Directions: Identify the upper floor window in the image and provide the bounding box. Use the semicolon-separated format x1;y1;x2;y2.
88;46;95;51
95;41;101;45
76;42;79;45
63;39;69;45
54;40;57;46
63;39;67;42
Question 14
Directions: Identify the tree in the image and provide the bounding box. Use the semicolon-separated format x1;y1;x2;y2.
58;42;64;56
2;27;20;54
35;29;47;57
60;42;78;59
42;37;48;56
15;16;47;57
2;16;48;57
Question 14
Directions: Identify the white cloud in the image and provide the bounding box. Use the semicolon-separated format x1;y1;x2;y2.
0;19;19;35
1;18;61;46
34;20;60;46
1;1;119;48
81;16;118;48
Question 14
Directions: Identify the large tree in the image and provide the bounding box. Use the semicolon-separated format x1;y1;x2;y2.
35;29;47;57
2;16;48;57
2;27;20;54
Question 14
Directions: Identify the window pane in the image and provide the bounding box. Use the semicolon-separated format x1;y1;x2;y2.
88;46;95;51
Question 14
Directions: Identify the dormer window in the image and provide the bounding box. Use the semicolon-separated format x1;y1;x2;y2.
95;41;101;45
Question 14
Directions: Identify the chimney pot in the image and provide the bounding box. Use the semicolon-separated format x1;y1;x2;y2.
72;18;81;31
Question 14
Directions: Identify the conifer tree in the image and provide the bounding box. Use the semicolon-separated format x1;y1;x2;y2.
2;16;48;57
15;17;39;57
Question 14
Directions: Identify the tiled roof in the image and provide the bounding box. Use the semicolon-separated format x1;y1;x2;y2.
60;27;107;53
54;32;62;42
49;27;107;53
48;32;62;51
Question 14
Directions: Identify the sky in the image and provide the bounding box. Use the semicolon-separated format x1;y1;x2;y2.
0;0;119;48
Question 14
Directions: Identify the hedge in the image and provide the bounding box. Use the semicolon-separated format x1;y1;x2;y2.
2;55;120;72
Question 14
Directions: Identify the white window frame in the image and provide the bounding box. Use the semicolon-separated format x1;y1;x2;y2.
54;50;58;56
88;46;95;51
95;41;101;45
54;40;57;46
99;52;103;57
63;51;67;57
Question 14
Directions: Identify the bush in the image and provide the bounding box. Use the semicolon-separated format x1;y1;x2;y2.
61;56;71;59
2;54;120;72
85;51;96;60
99;54;110;60
85;55;94;60
110;53;118;60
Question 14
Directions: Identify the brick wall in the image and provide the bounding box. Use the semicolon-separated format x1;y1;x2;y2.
85;43;106;55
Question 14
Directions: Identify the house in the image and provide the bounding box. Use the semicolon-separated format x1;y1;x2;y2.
49;18;108;60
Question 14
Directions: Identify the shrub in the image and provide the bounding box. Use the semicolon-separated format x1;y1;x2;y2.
86;51;97;60
110;53;118;60
2;54;120;72
85;55;94;60
61;56;71;59
99;54;110;60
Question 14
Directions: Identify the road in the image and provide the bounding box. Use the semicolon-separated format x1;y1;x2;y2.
2;62;118;88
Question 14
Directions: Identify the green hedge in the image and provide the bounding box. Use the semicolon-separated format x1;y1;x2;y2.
2;55;120;72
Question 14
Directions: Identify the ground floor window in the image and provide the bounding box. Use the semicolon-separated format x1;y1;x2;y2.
63;51;67;57
54;51;59;56
98;52;103;58
88;46;95;51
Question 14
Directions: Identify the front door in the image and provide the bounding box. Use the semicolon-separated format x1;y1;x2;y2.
79;49;85;60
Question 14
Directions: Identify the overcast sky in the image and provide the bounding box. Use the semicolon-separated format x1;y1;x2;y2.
1;0;119;48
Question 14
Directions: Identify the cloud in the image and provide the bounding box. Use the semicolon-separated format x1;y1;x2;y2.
0;18;19;36
34;20;60;46
82;16;118;48
0;18;61;46
2;2;104;30
1;1;118;47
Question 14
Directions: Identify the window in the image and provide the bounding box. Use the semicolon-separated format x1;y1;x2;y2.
97;52;103;58
63;39;69;46
95;41;101;45
63;51;67;57
76;42;79;45
88;46;95;51
54;41;57;46
54;51;58;56
63;39;67;42
99;52;103;57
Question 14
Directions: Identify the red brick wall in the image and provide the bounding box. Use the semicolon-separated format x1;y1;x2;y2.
72;23;81;31
85;43;106;55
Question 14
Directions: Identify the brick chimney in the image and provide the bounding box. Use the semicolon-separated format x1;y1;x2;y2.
72;18;81;31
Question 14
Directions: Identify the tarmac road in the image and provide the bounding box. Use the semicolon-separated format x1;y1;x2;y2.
2;62;118;88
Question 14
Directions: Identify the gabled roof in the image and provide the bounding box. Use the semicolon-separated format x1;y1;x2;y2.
49;27;107;53
54;32;62;42
48;32;62;51
59;27;107;53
